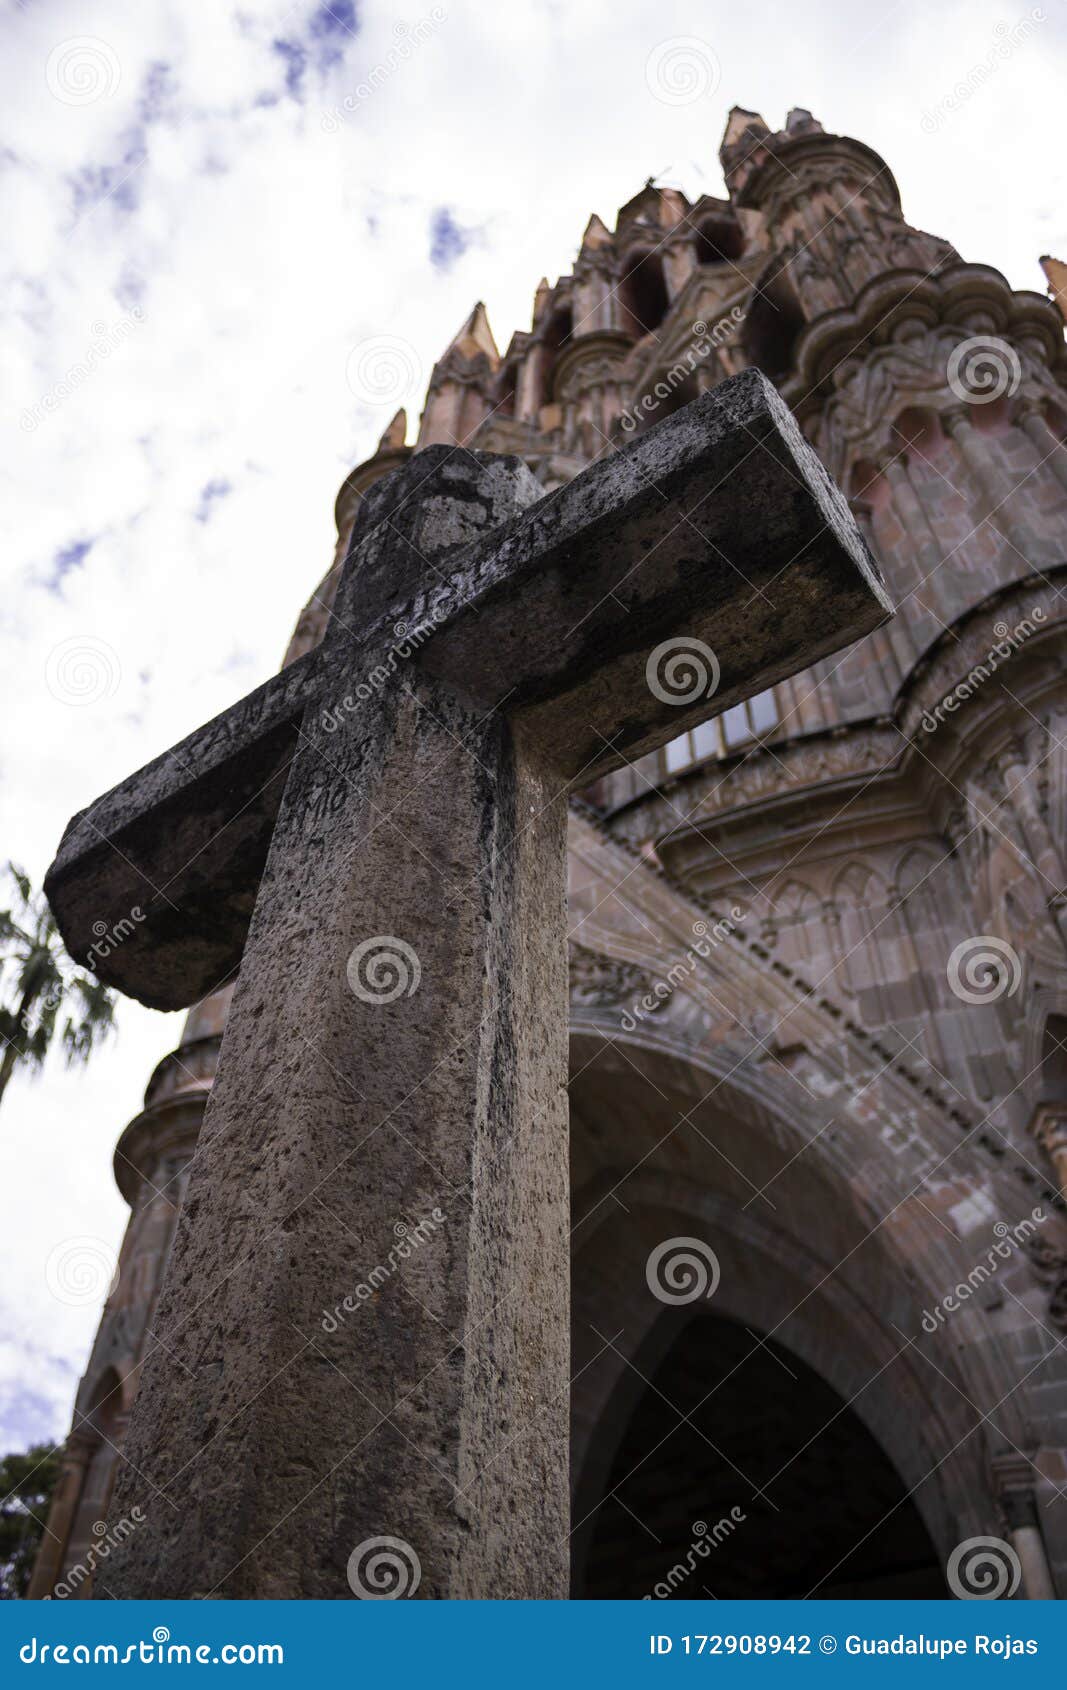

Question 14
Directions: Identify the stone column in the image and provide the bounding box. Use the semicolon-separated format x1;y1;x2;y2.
996;739;1067;954
662;237;697;299
28;1003;224;1598
1017;403;1067;498
26;1440;91;1599
993;1456;1057;1598
1029;1103;1067;1203
517;343;548;423
943;407;1036;562
883;457;942;577
101;455;570;1601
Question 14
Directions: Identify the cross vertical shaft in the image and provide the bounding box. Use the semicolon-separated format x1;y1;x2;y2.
43;374;891;1599
103;456;572;1598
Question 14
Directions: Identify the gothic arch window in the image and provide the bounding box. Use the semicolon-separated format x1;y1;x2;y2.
743;267;805;384
768;878;821;971
829;861;892;1023
577;1310;946;1597
540;305;573;407
692;213;744;267
894;844;955;1078
619;249;669;340
494;364;517;420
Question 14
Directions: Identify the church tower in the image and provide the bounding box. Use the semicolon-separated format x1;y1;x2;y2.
34;108;1067;1601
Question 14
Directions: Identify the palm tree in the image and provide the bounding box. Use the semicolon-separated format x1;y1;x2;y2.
0;863;116;1114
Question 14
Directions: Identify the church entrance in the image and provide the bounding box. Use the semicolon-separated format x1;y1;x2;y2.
574;1310;947;1599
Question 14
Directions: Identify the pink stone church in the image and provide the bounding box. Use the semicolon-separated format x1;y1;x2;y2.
33;108;1067;1600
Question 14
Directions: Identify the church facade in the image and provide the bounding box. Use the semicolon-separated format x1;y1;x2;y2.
32;107;1067;1600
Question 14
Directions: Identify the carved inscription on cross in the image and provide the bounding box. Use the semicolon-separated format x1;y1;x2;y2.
45;371;890;1598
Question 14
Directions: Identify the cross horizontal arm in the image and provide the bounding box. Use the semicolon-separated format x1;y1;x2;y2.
349;368;892;780
45;369;890;1014
44;650;323;1010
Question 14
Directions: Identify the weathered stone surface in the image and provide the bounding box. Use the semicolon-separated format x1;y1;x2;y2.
43;653;321;1011
37;103;1067;1607
46;370;889;1012
103;664;570;1597
42;371;890;1600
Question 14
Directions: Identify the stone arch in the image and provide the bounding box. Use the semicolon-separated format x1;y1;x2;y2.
618;248;670;340
692;210;744;268
537;304;574;410
578;1304;947;1598
59;1366;126;1597
828;860;893;1023
743;263;805;384
568;1028;1027;1596
762;877;820;972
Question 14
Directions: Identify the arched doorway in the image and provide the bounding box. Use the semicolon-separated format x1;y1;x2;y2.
575;1310;947;1599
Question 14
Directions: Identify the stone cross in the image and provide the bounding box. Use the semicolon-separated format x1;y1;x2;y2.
45;370;889;1599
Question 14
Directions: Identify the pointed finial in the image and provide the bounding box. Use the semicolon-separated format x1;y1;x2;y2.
446;301;500;365
377;408;407;453
533;277;552;324
580;213;613;254
785;107;822;135
1041;256;1067;326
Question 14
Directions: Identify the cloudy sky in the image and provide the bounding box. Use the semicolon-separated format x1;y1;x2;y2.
1;0;1064;1456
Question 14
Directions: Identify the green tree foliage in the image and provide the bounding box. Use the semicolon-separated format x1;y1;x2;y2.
0;863;116;1114
0;1444;60;1598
